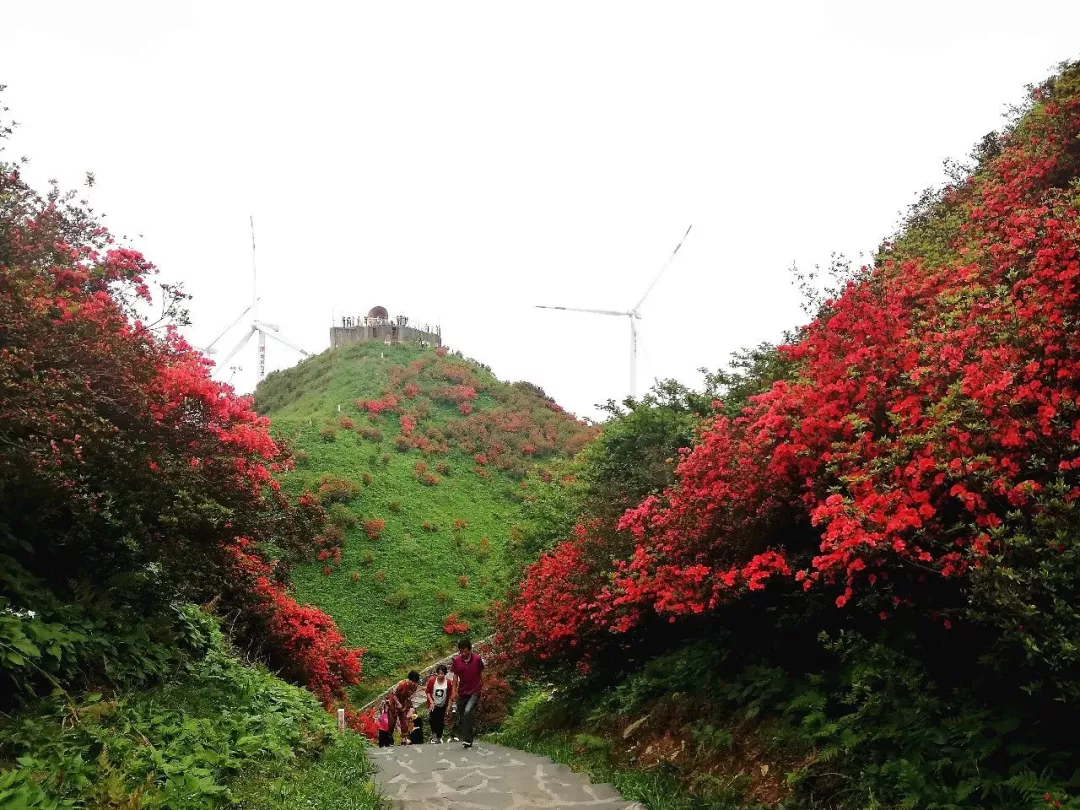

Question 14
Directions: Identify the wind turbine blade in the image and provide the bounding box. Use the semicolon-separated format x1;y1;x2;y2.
261;328;312;358
535;305;630;317
217;327;255;369
633;224;693;312
205;298;259;352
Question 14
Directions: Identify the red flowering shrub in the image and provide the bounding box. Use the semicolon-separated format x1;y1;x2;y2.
443;614;470;635
403;383;422;399
400;414;417;436
226;540;363;707
458;576;469;588
363;518;386;539
338;416;355;430
436;461;451;475
356;394;399;415
348;706;380;741
500;68;1080;689
435;346;448;357
0;133;370;713
422;520;438;532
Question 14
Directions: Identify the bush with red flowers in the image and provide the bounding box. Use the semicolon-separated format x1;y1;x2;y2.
442;614;470;635
0;134;365;721
497;66;1080;714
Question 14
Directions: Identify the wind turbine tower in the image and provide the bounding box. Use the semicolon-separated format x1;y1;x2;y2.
209;217;313;386
536;224;692;398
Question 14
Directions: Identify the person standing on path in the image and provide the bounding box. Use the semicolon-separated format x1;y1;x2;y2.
387;670;421;744
425;664;454;743
450;638;484;749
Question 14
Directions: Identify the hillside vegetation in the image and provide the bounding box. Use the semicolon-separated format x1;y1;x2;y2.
255;341;593;693
495;63;1080;809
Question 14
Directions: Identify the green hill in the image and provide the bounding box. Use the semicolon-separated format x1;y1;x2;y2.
255;341;594;696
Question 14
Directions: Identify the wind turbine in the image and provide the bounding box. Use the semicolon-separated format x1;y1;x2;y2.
213;217;312;385
536;224;692;398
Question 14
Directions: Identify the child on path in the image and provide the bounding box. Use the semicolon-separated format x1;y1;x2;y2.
387;670;421;744
425;664;455;743
450;638;484;749
376;699;393;747
407;711;424;745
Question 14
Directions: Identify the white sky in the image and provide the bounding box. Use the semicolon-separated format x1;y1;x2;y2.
5;1;1079;420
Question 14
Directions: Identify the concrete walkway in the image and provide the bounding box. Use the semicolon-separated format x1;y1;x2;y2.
370;741;642;810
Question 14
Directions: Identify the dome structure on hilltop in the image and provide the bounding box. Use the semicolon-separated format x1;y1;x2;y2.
367;305;389;320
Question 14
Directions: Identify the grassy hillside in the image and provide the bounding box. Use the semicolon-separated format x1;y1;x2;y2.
255;342;593;695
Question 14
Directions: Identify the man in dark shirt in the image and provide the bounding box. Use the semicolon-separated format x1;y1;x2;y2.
449;638;484;749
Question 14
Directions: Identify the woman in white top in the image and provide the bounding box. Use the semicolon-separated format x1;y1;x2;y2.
425;664;455;743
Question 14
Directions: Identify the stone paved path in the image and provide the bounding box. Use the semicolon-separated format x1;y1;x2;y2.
370;741;642;810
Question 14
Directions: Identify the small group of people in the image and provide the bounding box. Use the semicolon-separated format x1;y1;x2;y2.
377;638;484;750
340;315;408;328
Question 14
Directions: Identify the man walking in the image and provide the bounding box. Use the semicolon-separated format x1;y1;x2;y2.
450;638;484;749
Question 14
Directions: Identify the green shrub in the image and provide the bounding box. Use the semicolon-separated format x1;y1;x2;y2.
384;589;410;610
0;610;346;810
327;503;358;530
0;559;206;706
316;475;361;504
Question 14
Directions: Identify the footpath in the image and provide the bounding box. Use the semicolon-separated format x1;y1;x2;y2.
371;741;642;810
365;639;639;809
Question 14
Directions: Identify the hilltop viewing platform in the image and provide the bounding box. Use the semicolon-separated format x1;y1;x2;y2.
331;305;442;350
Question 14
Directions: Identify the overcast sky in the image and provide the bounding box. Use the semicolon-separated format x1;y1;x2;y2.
5;1;1079;419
